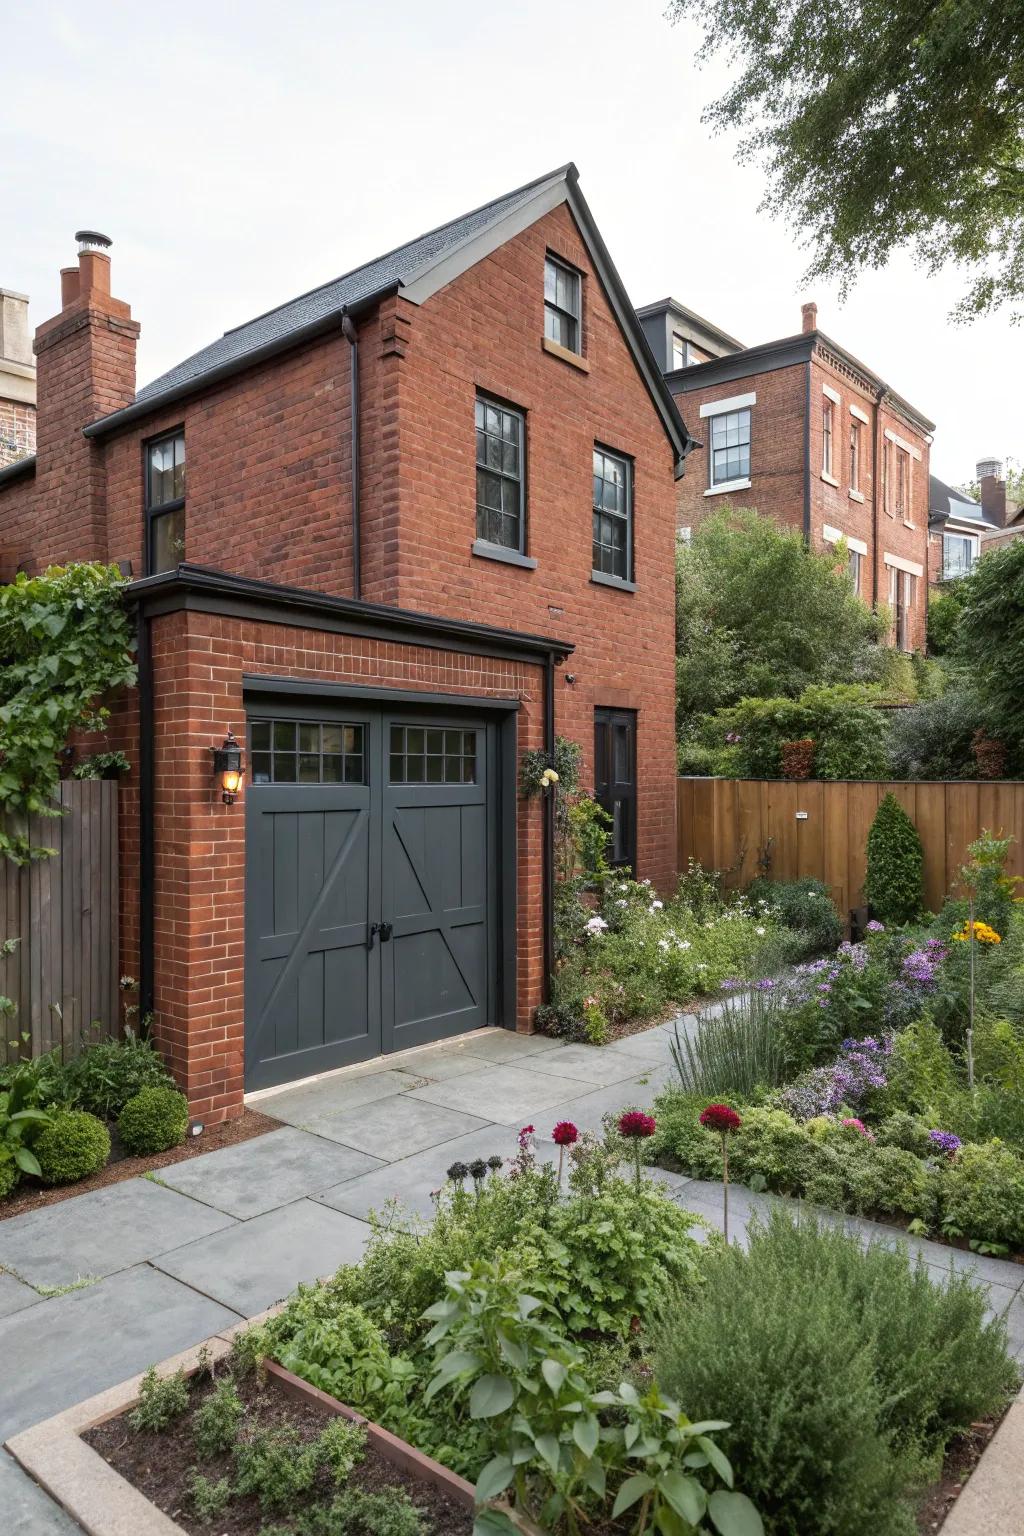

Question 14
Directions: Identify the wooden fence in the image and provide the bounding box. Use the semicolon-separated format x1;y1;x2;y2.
677;777;1024;921
1;780;120;1065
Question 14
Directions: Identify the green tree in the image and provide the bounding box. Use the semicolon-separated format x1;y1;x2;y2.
667;0;1024;321
676;509;885;720
954;537;1024;751
864;793;924;924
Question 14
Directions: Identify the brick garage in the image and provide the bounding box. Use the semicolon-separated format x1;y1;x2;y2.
0;167;692;1121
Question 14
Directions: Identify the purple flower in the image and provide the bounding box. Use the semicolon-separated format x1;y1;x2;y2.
754;978;776;991
866;920;885;933
720;978;743;991
928;1129;961;1157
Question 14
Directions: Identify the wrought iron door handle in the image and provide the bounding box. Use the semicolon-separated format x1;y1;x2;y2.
367;921;394;949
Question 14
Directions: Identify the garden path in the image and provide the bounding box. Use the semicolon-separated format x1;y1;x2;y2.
3;1018;1023;1532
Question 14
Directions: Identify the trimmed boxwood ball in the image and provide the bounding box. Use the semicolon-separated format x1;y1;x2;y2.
35;1109;111;1186
0;1146;20;1200
118;1084;189;1155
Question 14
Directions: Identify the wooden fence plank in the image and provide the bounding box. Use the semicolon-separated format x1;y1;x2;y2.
915;783;947;915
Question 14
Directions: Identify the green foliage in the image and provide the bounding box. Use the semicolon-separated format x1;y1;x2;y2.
927;588;967;657
64;1033;173;1119
670;988;788;1100
675;509;885;721
746;877;842;956
192;1378;244;1460
0;1145;18;1199
233;1424;321;1510
887;683;991;780
876;1111;934;1158
316;1416;368;1485
650;1091;726;1179
128;1366;190;1432
865;794;924;924
0;564;137;863
34;1108;110;1185
294;1489;425;1536
665;0;1024;324
653;1211;1018;1536
942;1141;1024;1249
881;1016;958;1116
187;1471;232;1525
71;750;130;780
118;1084;189;1155
697;683;891;781
955;539;1024;747
0;1063;52;1182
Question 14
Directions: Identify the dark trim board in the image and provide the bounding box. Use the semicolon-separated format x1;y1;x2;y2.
244;676;522;713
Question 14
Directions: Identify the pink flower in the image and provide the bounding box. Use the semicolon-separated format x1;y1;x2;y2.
552;1120;579;1146
841;1116;874;1141
618;1110;657;1139
699;1104;742;1134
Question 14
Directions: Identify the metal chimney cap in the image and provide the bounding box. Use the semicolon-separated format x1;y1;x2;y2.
75;230;113;253
976;456;1003;481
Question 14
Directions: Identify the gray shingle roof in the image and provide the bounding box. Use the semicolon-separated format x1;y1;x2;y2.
135;167;572;404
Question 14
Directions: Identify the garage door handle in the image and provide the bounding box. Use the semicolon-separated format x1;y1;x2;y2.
367;921;394;949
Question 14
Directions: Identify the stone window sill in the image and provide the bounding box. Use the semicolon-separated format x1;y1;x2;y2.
471;539;537;570
704;478;751;498
590;571;637;593
820;471;840;488
541;337;590;372
849;488;865;503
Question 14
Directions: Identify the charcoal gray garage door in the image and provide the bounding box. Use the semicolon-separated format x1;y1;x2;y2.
244;706;497;1090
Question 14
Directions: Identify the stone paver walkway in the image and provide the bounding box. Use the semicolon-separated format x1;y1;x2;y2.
4;1018;1023;1530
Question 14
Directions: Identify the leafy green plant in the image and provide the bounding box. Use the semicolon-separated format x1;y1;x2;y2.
233;1424;321;1510
187;1470;232;1525
71;750;130;780
865;794;924;924
0;1064;53;1184
66;1034;173;1119
955;537;1024;751
746;877;842;956
0;564;137;863
128;1366;190;1432
33;1108;110;1185
118;1084;189;1154
941;1140;1024;1249
294;1489;425;1536
192;1377;244;1459
316;1415;368;1486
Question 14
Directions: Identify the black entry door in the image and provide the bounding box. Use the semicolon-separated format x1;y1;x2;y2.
245;705;494;1089
594;707;637;873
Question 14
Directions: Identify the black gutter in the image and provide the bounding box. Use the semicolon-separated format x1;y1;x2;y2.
542;652;556;1002
872;385;887;608
341;311;361;599
136;610;156;1022
127;563;575;665
802;360;812;545
82;285;399;442
0;454;35;489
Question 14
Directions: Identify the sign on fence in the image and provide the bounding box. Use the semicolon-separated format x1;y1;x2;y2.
1;779;120;1065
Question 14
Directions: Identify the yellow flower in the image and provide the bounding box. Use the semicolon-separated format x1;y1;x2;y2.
952;920;1001;944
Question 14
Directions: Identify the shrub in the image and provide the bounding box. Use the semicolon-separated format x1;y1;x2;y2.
728;1107;815;1193
880;1016;957;1117
876;1111;934;1158
841;1142;937;1222
887;684;988;780
65;1033;173;1119
927;587;966;656
0;1146;19;1199
296;1489;425;1536
865;794;924;924
649;1088;725;1178
233;1425;319;1510
747;876;842;955
187;1471;231;1525
653;1210;1017;1536
34;1108;110;1185
129;1366;190;1432
118;1084;189;1155
942;1140;1024;1249
702;683;890;780
193;1378;244;1459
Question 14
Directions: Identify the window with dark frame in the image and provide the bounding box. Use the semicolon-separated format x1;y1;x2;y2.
389;725;477;784
594;707;637;872
249;719;365;785
592;447;632;582
145;430;185;574
544;255;581;353
849;419;861;491
889;567;917;651
475;396;525;552
709;408;751;486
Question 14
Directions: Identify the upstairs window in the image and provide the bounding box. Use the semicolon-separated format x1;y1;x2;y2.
942;533;976;579
475;397;525;553
849;419;861;491
672;332;689;369
592;446;633;582
895;450;909;521
848;546;863;596
822;399;835;477
889;567;917;651
544;255;581;353
145;429;185;574
709;408;751;487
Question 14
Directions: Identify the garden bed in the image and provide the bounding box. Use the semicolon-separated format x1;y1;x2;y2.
0;1109;278;1221
916;1411;1004;1532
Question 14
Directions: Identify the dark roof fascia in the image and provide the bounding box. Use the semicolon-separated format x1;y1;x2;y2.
929;510;998;533
0;454;36;488
560;182;697;472
814;331;935;435
83;284;398;441
127;563;575;665
666;334;815;392
634;296;745;354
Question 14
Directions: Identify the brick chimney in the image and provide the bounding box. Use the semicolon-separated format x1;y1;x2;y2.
977;457;1007;528
0;289;36;468
32;231;139;563
801;301;818;334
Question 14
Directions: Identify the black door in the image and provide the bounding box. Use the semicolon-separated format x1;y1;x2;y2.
594;707;637;873
244;706;495;1090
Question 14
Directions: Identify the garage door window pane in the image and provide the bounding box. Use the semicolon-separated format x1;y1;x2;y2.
390;725;478;783
250;719;364;784
273;752;297;782
251;721;271;752
252;751;271;784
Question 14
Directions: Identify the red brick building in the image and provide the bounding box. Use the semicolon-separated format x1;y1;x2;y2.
0;169;693;1120
638;297;934;652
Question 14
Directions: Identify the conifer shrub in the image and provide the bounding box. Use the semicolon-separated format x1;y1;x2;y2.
864;793;924;924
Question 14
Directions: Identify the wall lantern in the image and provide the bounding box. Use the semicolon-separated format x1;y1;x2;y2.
211;728;244;805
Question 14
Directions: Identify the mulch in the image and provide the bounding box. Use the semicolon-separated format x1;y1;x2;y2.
84;1366;472;1536
1;1109;279;1221
916;1412;1005;1532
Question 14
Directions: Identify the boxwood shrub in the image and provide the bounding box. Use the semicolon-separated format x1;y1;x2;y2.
118;1085;189;1155
34;1109;111;1185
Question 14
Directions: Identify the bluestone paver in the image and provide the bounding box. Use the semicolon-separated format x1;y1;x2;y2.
258;1068;427;1128
1;1448;83;1534
443;1029;564;1064
292;1094;489;1160
407;1062;596;1124
0;1270;40;1319
390;1044;502;1081
0;1263;239;1441
521;1073;656;1135
154;1126;384;1219
0;1177;236;1290
152;1197;371;1315
515;1042;647;1088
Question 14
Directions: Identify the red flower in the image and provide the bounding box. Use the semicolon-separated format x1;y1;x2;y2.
699;1104;742;1134
618;1110;657;1139
552;1120;579;1146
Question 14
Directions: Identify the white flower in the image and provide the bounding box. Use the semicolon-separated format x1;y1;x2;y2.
616;899;628;908
640;878;652;888
755;926;766;936
650;899;664;911
584;915;609;935
678;940;691;951
658;939;670;952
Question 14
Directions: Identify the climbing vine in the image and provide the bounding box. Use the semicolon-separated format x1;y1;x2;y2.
0;564;137;863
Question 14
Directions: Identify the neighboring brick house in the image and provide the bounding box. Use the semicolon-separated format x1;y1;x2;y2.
0;288;36;470
0;168;693;1121
640;297;934;653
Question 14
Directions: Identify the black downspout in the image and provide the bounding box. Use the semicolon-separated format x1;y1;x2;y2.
137;610;155;1024
802;360;812;545
872;385;887;609
341;311;362;600
542;651;556;1003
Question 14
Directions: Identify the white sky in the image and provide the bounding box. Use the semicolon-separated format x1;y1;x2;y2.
2;0;1014;487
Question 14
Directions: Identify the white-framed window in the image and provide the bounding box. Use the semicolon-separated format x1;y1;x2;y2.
672;333;689;369
942;532;977;579
823;398;835;478
849;419;861;492
544;255;581;354
709;407;751;486
895;450;909;521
